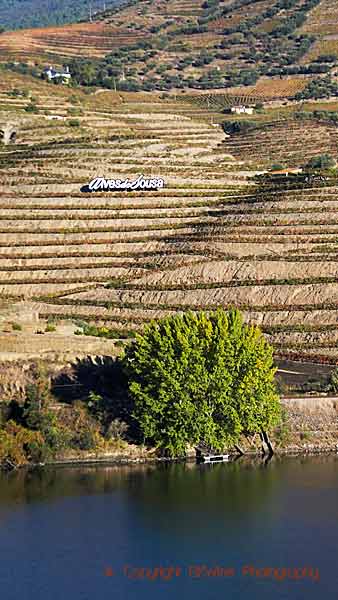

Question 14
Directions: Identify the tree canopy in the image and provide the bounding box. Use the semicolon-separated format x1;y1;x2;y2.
0;0;124;30
123;308;281;457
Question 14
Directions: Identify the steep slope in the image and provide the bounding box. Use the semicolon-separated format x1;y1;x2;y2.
300;0;338;61
1;70;338;362
0;0;336;95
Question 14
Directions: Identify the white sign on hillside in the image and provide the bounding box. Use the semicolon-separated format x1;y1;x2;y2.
84;174;165;192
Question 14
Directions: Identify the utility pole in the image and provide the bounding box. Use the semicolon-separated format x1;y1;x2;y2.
89;2;93;22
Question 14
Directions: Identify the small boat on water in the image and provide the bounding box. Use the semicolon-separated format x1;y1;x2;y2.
195;448;229;464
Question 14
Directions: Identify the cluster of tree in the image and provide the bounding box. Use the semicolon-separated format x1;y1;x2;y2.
295;109;338;126
3;62;41;78
266;62;331;77
219;0;319;39
294;76;338;100
2;0;327;93
312;54;337;63
59;53;262;90
270;0;320;37
47;0;320;92
0;0;124;30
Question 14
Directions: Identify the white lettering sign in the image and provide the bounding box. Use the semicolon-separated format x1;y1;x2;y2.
86;174;165;192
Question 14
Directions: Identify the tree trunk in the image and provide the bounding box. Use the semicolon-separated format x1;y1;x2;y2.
261;429;274;456
259;432;266;456
234;444;245;456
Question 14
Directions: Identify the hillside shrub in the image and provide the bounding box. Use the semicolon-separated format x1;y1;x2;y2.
24;103;39;113
0;421;46;469
222;120;259;135
68;119;80;127
305;154;336;170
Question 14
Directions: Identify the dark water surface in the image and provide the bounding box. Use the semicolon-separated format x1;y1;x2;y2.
0;456;337;600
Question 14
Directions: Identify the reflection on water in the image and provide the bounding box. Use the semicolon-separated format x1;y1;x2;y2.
0;456;337;600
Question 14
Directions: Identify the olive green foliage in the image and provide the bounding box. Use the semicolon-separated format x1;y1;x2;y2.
0;0;124;30
24;102;39;113
305;153;336;170
270;163;286;171
23;364;70;457
0;421;46;469
67;119;81;128
0;362;103;469
222;120;259;135
294;76;338;101
123;308;280;457
75;321;136;339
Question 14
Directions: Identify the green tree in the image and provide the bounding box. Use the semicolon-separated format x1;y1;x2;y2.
123;308;280;457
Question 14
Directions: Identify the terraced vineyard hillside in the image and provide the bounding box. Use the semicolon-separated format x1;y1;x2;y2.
301;0;338;61
222;117;338;168
1;71;338;363
0;0;336;95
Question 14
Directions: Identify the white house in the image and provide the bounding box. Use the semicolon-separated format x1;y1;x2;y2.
230;105;254;115
43;65;71;83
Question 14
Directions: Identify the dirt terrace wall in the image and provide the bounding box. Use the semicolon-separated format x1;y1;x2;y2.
0;332;119;362
278;396;338;453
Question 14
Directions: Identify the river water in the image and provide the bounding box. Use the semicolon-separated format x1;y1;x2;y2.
0;456;337;599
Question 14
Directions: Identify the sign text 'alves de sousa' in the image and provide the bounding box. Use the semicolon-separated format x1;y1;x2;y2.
83;174;165;192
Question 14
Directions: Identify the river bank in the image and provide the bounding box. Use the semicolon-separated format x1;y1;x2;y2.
2;393;338;471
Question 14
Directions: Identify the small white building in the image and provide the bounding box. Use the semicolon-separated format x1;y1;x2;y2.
231;105;254;115
43;65;71;83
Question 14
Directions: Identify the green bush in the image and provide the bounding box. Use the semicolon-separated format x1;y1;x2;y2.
222;120;259;135
270;163;286;171
24;103;39;113
0;421;46;468
67;119;80;127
